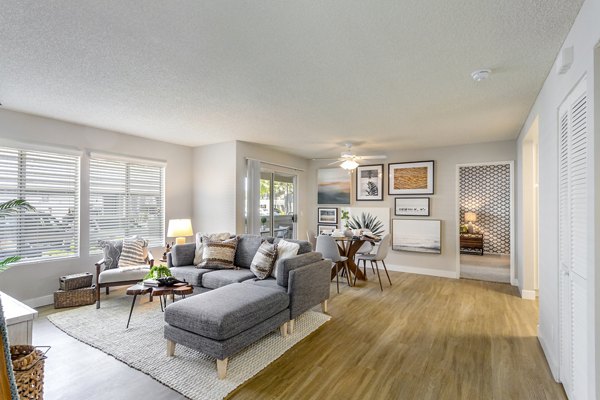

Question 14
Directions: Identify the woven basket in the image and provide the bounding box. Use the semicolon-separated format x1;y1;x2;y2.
10;345;49;400
54;285;96;308
59;272;93;291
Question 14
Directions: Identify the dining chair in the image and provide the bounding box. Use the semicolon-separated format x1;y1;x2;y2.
355;234;392;291
316;235;352;293
306;230;317;250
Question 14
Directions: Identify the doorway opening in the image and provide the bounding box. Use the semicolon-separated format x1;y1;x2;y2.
456;161;515;284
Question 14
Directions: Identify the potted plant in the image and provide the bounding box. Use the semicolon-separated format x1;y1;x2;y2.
0;200;35;400
144;264;172;280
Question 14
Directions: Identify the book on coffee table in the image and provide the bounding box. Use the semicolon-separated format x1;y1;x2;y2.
143;279;160;287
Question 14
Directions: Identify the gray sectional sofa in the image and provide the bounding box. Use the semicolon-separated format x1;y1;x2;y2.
164;234;331;378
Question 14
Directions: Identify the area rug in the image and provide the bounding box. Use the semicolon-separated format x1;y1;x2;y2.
48;294;330;400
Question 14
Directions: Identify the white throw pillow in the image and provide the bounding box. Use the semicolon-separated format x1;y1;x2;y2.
272;239;300;278
193;232;231;265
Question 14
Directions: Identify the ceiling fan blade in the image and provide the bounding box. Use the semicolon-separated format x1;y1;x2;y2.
356;155;387;160
311;157;339;161
327;160;343;166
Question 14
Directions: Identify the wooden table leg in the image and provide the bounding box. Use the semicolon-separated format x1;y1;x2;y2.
126;294;138;329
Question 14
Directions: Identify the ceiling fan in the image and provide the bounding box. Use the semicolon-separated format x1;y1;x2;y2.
313;143;386;170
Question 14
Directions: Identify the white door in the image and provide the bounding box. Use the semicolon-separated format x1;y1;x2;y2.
558;78;589;400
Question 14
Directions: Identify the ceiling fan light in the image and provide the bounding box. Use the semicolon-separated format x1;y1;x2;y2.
340;159;359;170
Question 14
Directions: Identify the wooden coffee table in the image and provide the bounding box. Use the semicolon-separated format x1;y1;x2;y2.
125;283;193;328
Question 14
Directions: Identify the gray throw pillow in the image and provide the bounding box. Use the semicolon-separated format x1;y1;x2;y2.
250;241;278;279
98;239;122;270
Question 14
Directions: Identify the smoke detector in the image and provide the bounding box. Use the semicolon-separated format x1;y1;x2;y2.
471;69;491;82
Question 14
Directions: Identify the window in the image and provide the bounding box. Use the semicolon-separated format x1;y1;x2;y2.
0;146;80;263
89;155;165;253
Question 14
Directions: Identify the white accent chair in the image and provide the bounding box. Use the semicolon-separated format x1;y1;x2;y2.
355;234;392;291
316;235;351;293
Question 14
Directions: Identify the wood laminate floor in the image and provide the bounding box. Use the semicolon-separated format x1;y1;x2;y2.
35;272;565;400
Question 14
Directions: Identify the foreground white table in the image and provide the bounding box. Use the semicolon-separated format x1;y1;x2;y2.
0;291;38;345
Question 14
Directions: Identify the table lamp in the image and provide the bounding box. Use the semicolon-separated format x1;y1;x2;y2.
464;212;477;234
167;219;194;245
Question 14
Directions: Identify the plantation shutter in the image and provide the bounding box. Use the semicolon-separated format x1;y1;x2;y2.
89;155;165;253
0;146;80;263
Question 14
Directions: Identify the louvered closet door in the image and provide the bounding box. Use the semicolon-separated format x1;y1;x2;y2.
558;78;588;400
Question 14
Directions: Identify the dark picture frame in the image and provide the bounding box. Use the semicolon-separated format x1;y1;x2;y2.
317;224;337;235
388;160;435;195
394;197;430;216
318;207;338;224
356;164;384;201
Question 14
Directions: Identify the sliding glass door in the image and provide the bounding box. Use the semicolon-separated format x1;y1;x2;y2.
259;170;296;239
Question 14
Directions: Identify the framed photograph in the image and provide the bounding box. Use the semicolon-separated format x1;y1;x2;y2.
317;224;337;235
388;161;434;195
318;207;338;224
392;219;441;254
395;197;430;216
317;168;351;204
356;164;384;201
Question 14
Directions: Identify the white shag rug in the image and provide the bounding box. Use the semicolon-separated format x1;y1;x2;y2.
48;294;330;400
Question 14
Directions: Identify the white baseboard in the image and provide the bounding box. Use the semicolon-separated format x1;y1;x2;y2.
23;294;54;308
538;326;560;382
511;278;519;287
519;288;537;300
385;264;458;279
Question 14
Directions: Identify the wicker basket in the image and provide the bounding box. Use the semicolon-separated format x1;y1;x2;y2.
54;285;96;308
59;272;93;291
10;345;49;400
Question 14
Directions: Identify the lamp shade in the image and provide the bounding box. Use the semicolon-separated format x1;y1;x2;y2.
464;212;477;223
167;219;193;238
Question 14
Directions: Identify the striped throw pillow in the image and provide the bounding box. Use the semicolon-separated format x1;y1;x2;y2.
250;241;278;279
199;236;238;269
119;236;147;267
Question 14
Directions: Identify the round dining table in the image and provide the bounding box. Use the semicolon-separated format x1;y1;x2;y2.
331;236;378;282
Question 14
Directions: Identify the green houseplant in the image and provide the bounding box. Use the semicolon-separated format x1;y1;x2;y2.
347;212;385;236
144;264;172;280
0;199;35;400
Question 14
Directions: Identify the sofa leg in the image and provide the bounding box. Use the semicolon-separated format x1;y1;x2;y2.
288;319;295;335
321;300;328;313
166;339;176;357
96;285;101;309
280;322;288;338
217;358;228;379
105;287;110;295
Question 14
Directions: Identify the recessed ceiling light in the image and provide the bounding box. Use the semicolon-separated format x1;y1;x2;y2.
471;69;491;82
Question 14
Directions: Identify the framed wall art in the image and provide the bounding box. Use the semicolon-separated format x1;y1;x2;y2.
388;160;434;195
394;197;430;216
317;168;351;204
356;164;384;201
318;207;338;224
317;225;337;235
392;219;441;254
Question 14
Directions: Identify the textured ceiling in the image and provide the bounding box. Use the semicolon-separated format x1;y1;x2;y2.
0;1;583;158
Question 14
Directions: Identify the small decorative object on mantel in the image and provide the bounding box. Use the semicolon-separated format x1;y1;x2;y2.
356;164;384;201
388;161;434;195
162;241;174;262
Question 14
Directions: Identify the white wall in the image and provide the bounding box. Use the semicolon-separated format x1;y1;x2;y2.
515;0;599;395
0;109;193;304
308;140;516;278
192;142;237;233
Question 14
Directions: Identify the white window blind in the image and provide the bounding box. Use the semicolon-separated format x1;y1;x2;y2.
0;146;80;263
89;156;165;253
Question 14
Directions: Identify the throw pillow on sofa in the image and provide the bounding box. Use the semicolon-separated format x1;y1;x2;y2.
250;241;278;279
193;232;231;265
98;239;123;269
198;236;238;269
272;239;300;278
